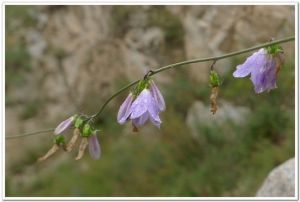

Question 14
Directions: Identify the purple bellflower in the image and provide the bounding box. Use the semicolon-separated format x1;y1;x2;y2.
233;48;283;94
54;115;76;135
117;79;165;130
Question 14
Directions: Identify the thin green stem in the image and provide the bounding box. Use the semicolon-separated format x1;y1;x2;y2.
6;36;295;139
90;80;140;120
91;36;295;120
6;128;55;139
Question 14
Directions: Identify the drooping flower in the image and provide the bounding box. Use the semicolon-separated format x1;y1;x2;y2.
233;48;283;94
117;93;134;124
149;80;165;111
117;78;165;130
130;88;161;129
54;115;77;135
88;133;101;160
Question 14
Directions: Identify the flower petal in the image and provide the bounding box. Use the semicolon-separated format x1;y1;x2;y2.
233;49;266;78
132;112;149;127
251;56;277;93
130;89;150;119
117;93;134;124
150;115;162;129
150;80;166;111
54;116;74;135
147;94;161;123
88;135;101;160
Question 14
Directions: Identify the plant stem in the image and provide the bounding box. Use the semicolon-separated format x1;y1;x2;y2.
90;36;295;121
6;36;295;139
6;128;55;139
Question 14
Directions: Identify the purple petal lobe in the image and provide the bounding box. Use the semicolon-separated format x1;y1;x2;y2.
150;116;162;129
250;55;277;93
54;116;74;135
88;135;101;160
117;93;134;124
132;112;149;127
147;97;161;123
130;89;151;119
233;49;266;78
150;80;166;111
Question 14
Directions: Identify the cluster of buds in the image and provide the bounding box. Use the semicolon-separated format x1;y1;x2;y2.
38;115;101;162
117;77;165;131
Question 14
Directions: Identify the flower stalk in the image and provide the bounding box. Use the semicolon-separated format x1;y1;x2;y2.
6;36;295;140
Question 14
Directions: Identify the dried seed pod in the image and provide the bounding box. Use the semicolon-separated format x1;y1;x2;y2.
210;86;219;115
275;53;284;77
66;128;80;152
75;137;89;160
37;144;59;162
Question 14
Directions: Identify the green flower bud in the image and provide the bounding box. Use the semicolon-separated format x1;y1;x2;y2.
53;135;65;146
75;117;84;129
82;124;92;137
265;44;283;55
210;70;221;87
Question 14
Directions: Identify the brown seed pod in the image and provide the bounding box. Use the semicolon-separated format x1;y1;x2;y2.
210;86;219;115
37;144;60;162
75;137;89;160
275;53;284;77
66;128;80;152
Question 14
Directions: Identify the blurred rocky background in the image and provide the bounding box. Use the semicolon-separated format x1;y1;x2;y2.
5;5;295;196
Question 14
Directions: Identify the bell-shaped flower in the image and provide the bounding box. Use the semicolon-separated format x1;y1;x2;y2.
88;133;101;160
117;93;134;124
233;48;283;93
54;115;76;135
130;89;161;129
149;80;166;111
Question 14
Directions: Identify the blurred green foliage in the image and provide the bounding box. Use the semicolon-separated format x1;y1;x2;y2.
5;6;36;87
6;5;294;197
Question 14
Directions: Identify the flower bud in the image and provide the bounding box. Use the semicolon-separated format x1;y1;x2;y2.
74;117;84;129
53;135;65;146
54;115;77;135
82;124;92;137
209;70;221;87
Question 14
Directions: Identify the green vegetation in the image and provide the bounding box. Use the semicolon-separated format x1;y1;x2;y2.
5;6;37;87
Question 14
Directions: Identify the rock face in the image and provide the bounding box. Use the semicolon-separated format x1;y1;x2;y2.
256;158;295;197
167;5;295;82
186;101;250;138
